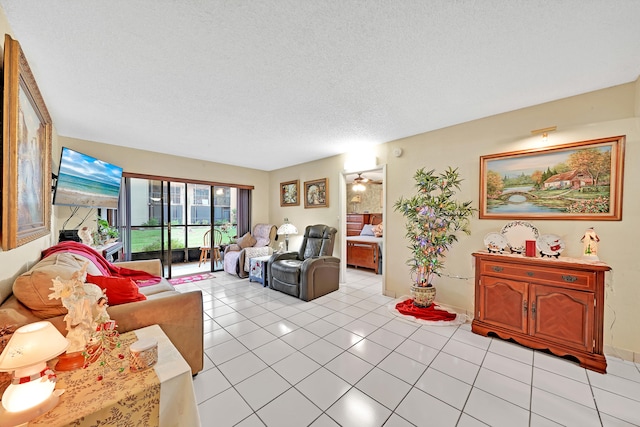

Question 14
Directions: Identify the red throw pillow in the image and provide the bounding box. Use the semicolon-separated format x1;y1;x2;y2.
86;274;147;306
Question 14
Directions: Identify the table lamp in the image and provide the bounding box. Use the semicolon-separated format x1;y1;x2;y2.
277;218;298;251
0;321;69;424
350;195;361;213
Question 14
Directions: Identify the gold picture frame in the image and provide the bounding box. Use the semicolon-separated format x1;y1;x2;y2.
2;35;52;250
479;136;625;220
304;178;329;208
280;180;299;206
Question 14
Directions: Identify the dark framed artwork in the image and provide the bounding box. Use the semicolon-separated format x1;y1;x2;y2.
479;136;625;220
280;180;299;207
304;178;329;208
2;35;52;250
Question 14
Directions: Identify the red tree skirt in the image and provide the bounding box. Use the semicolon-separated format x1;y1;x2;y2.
395;299;457;322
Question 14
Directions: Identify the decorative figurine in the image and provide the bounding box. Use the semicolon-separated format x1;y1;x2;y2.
48;262;110;352
78;226;94;246
581;227;600;261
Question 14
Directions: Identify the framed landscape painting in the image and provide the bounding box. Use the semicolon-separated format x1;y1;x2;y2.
280;180;299;206
479;136;625;220
2;35;52;250
304;178;329;208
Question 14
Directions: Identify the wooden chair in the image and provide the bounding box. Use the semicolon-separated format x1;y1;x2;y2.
198;228;222;267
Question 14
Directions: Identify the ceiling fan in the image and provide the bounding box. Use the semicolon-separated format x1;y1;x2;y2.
351;172;381;192
353;173;370;185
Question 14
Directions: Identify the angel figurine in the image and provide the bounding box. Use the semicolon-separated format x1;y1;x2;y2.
581;227;600;261
78;226;94;246
49;262;110;353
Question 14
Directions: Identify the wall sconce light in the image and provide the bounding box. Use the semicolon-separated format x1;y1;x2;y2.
0;321;69;424
344;152;377;173
531;126;557;142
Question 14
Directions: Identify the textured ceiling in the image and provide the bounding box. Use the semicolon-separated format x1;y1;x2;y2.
1;1;640;171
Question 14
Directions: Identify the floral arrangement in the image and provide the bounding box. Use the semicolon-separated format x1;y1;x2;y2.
394;167;474;287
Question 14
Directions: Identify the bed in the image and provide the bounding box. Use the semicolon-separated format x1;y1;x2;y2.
346;214;383;274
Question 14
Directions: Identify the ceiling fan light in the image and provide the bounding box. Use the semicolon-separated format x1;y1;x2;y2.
352;182;366;192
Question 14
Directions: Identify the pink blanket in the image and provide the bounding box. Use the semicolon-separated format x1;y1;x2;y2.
41;241;162;287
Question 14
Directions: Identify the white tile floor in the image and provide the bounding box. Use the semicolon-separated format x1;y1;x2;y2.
174;269;640;427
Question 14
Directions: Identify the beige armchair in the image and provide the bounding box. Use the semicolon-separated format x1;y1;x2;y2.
223;224;277;278
268;224;339;301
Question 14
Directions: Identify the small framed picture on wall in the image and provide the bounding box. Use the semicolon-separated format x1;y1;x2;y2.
304;178;329;208
280;180;299;206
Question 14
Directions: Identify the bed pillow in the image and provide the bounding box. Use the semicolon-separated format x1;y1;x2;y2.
360;224;376;236
86;274;147;306
237;232;257;249
373;223;383;237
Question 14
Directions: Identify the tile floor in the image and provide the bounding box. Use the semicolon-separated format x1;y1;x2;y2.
174;269;640;427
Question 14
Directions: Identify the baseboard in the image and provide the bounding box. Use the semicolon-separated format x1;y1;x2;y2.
604;345;640;363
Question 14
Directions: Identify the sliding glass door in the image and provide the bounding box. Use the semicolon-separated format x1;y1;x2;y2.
121;176;239;278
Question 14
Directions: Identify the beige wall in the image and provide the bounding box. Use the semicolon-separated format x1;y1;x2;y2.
269;155;349;255
269;81;640;360
52;136;271;236
347;183;383;215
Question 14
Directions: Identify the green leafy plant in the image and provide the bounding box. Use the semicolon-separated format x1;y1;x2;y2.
94;217;119;245
393;167;474;287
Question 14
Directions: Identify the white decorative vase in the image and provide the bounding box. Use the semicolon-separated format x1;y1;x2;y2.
411;285;436;308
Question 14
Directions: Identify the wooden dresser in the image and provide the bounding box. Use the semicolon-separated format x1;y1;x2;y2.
471;252;610;373
346;214;370;236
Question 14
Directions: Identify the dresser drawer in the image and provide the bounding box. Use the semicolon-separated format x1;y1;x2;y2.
480;260;596;291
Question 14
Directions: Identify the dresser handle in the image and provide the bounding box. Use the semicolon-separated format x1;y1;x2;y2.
562;275;577;283
523;300;528;314
491;266;503;272
531;302;536;318
526;271;534;277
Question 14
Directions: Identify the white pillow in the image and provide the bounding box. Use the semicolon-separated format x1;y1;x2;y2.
360;224;376;236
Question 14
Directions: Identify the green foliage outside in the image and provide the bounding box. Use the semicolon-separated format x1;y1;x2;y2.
131;226;237;252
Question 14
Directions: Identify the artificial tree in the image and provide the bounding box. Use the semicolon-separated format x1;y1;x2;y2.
394;167;474;307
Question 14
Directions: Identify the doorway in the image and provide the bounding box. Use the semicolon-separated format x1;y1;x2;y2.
341;165;386;292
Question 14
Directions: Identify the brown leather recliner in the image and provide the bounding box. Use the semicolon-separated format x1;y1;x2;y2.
268;224;339;301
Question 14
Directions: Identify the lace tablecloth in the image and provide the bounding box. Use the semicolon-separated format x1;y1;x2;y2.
31;324;200;426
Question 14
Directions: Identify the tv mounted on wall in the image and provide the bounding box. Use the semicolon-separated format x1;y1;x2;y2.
53;147;123;209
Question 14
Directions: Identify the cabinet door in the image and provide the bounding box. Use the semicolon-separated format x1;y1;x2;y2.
529;284;594;352
479;276;528;334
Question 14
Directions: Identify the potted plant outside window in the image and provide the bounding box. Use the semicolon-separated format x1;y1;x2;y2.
393;167;474;307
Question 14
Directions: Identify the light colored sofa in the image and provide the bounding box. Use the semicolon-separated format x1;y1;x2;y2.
0;250;203;375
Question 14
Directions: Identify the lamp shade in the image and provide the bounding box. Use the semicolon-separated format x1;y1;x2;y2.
277;218;298;236
0;321;69;371
277;223;298;236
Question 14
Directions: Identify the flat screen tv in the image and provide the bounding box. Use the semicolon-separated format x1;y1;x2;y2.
53;147;123;209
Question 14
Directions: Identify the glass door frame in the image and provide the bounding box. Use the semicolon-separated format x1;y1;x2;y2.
120;174;248;279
